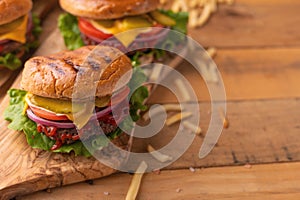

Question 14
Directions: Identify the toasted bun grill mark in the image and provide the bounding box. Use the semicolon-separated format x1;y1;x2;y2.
59;0;160;19
21;45;132;99
0;0;32;25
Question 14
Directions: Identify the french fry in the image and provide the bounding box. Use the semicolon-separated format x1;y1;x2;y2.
175;78;191;102
219;108;229;128
163;104;182;111
189;9;200;28
217;0;234;4
160;0;167;5
199;0;207;7
142;106;164;121
166;112;192;126
125;161;148;200
183;121;202;135
207;47;217;58
208;0;217;13
195;59;213;82
197;3;212;27
171;0;188;12
149;64;163;81
147;144;173;163
143;104;183;121
190;0;199;8
162;0;234;29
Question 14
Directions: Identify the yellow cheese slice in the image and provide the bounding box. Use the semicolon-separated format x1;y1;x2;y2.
114;29;150;47
0;15;28;43
90;19;152;47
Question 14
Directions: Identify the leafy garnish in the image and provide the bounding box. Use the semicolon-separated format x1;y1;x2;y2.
4;89;124;157
32;13;42;38
128;64;149;121
58;13;84;50
0;53;22;70
159;10;189;34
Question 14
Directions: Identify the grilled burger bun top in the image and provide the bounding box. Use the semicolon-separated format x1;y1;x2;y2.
59;0;159;19
0;0;32;25
21;45;132;99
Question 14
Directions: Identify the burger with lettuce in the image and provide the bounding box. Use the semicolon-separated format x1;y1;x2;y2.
0;0;41;70
4;45;148;157
58;0;188;63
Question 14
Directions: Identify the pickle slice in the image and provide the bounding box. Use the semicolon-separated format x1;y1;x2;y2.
93;19;114;28
122;16;152;30
95;95;111;108
29;95;110;114
29;95;83;114
150;11;176;26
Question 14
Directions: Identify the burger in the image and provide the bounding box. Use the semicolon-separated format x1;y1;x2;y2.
0;0;41;70
4;45;148;157
58;0;188;64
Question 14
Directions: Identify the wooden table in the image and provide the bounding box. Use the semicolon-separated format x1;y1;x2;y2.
1;0;300;199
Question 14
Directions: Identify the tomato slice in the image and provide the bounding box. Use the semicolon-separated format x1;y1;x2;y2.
28;86;130;122
30;106;69;121
78;18;113;40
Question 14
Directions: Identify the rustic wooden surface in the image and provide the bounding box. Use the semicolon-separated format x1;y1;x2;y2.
0;0;299;199
21;162;300;200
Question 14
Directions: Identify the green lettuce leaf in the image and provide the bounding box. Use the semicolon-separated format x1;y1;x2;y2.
0;13;42;70
58;13;84;50
3;89;92;156
159;10;189;34
0;53;22;70
3;89;133;157
23;13;42;52
128;64;149;121
32;13;42;39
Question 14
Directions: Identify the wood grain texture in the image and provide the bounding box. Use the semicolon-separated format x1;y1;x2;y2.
0;90;131;199
190;0;300;48
21;162;300;200
2;0;300;199
149;48;300;103
131;98;300;170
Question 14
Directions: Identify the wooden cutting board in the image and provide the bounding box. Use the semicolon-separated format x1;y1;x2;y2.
0;9;185;200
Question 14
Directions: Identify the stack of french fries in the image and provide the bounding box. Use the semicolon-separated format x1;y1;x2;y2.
160;0;234;28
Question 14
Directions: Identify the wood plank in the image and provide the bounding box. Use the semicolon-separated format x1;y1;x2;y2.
2;34;300;199
20;162;300;200
132;98;300;169
190;0;300;48
148;48;300;103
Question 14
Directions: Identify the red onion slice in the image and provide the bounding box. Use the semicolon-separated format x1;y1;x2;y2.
27;86;130;129
27;109;75;129
0;39;9;45
82;27;169;53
